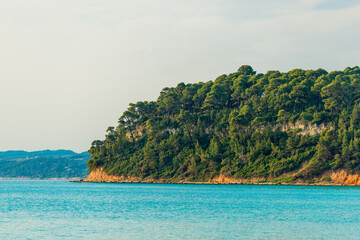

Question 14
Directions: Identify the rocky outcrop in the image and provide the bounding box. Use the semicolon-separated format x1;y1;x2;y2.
84;168;142;183
125;124;147;142
162;128;179;135
211;174;266;184
328;170;360;185
279;121;333;136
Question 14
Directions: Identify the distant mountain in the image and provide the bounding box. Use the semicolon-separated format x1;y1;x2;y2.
0;149;79;159
0;150;90;179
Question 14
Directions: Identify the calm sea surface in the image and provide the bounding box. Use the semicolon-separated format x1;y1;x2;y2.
0;180;359;239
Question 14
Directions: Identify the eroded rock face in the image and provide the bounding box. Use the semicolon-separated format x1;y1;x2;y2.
84;168;140;183
211;174;265;184
329;170;360;185
279;121;333;136
125;124;147;142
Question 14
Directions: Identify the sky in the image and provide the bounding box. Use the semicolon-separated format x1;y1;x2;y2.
0;0;360;152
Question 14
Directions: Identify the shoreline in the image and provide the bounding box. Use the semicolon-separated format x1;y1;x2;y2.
1;177;357;186
74;181;359;187
79;167;360;186
75;179;359;186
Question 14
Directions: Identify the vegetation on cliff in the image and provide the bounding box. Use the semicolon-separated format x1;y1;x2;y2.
87;65;360;182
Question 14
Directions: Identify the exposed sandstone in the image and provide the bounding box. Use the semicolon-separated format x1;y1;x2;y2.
84;168;142;183
327;170;360;185
279;121;333;136
211;174;266;184
125;124;146;142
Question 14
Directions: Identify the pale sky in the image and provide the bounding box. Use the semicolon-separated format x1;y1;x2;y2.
1;0;360;152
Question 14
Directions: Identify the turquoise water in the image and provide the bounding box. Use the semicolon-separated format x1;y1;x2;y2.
1;181;360;239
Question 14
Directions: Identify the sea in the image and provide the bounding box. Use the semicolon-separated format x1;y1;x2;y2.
0;180;359;239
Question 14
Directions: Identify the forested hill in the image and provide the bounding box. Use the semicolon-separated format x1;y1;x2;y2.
87;65;360;183
0;150;89;179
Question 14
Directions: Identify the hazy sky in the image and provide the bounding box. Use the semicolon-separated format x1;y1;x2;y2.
1;0;360;152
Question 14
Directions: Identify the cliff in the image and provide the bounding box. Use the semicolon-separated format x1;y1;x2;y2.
327;170;360;185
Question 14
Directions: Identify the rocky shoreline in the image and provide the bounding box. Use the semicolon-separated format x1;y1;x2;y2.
76;168;360;186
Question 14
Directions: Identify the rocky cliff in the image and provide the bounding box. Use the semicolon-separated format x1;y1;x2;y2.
85;168;150;183
327;170;360;185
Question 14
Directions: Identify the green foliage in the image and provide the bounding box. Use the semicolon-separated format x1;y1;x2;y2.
238;65;256;75
88;65;360;181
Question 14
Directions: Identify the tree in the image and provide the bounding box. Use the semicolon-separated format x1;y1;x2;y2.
158;89;180;123
202;85;227;110
238;65;256;75
321;75;360;113
192;81;212;110
118;104;140;142
177;110;195;141
231;76;248;107
289;82;308;113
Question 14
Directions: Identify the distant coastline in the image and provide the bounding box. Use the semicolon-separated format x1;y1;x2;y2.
0;149;89;179
0;177;83;180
